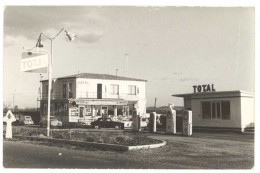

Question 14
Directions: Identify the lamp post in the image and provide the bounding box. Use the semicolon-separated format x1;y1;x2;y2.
36;28;76;137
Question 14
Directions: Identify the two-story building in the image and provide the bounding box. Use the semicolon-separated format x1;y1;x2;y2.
40;73;147;125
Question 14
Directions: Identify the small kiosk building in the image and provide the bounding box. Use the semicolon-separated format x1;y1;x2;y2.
173;87;254;132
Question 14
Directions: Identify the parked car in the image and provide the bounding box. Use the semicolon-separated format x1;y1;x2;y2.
118;120;132;128
21;116;34;125
91;118;124;129
39;116;62;127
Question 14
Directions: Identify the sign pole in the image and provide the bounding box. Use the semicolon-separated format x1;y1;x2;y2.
47;39;53;137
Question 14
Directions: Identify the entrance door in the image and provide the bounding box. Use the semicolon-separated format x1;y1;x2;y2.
97;84;102;99
79;107;84;118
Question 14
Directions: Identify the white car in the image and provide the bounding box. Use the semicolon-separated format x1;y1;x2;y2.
118;120;132;128
39;116;62;127
21;116;34;125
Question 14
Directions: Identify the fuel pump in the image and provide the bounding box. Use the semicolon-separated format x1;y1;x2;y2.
183;110;192;136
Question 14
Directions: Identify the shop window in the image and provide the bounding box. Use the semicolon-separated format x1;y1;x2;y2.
46;85;48;94
123;106;129;116
85;106;92;116
221;101;230;120
42;103;47;115
128;85;136;95
111;84;119;95
63;84;67;99
69;83;73;98
202;102;211;119
202;101;231;120
212;102;221;119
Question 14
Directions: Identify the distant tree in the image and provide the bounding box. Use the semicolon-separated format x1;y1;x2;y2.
14;105;19;112
3;102;11;113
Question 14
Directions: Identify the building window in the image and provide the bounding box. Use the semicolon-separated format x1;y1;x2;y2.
202;102;211;119
46;85;48;94
201;101;230;120
128;85;136;95
69;83;73;98
111;84;119;95
221;101;231;120
42;103;47;115
212;102;221;119
63;84;67;99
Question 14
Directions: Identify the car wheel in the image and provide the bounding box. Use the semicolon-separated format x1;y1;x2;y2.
114;125;120;129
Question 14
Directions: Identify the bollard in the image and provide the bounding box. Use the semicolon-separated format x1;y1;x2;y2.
3;110;16;139
150;112;156;133
183;110;192;136
166;104;176;134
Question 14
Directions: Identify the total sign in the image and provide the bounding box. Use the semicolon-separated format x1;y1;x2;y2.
21;52;48;73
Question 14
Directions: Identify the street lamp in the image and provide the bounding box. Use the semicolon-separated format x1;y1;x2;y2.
36;28;76;137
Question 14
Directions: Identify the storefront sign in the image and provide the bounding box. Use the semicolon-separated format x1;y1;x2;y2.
69;99;128;106
69;107;79;122
193;84;216;93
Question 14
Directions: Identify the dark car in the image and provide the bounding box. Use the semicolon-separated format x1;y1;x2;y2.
91;118;124;129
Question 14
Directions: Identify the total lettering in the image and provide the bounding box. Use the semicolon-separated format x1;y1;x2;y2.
193;84;216;93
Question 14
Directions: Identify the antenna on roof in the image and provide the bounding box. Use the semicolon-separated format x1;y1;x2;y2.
125;53;129;77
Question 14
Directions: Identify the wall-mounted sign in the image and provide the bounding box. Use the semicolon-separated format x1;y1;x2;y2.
193;84;216;93
69;107;79;122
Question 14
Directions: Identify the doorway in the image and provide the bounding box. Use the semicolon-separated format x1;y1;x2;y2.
97;84;102;99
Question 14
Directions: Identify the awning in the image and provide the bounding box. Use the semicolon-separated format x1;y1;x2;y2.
69;98;130;106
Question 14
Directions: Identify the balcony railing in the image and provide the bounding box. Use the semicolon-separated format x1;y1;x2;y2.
41;91;139;101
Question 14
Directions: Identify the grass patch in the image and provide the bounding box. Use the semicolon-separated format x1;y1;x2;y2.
8;126;161;146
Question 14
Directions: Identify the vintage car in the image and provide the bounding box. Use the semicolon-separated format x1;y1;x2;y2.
39;116;62;127
118;120;132;128
21;116;34;125
91;118;124;129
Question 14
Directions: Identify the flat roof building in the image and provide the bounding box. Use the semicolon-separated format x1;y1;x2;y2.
173;89;254;132
40;73;147;125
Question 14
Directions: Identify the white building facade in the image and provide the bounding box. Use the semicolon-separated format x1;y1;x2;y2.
173;89;254;132
40;73;147;125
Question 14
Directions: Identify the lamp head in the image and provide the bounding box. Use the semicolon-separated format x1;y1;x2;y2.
36;34;44;48
65;30;76;42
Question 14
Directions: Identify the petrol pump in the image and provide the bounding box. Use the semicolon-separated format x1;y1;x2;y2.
132;109;141;132
166;104;176;134
183;110;192;136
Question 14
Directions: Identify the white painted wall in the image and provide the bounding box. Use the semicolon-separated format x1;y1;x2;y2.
181;91;254;130
41;77;147;115
241;95;254;130
76;78;146;114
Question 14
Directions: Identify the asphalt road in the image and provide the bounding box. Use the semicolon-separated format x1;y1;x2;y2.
3;140;144;169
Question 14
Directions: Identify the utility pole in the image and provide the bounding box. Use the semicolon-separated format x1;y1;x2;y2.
125;53;129;77
13;89;16;112
154;97;157;112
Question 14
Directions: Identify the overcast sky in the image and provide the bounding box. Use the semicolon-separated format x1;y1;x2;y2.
3;6;254;108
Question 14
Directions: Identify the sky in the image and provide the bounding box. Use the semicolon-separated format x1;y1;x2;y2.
3;6;254;108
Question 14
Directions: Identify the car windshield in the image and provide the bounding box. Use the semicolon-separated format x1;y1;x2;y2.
25;117;31;119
